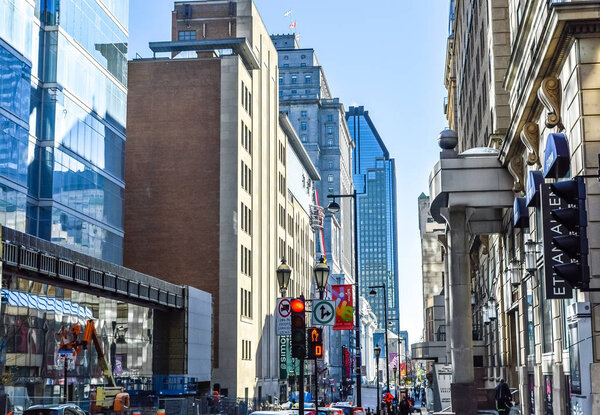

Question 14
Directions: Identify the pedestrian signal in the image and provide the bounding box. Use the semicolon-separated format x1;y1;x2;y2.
308;327;323;359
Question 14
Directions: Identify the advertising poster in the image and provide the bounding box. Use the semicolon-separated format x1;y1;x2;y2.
332;285;353;330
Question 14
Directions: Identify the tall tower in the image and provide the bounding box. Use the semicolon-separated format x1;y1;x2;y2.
346;106;399;332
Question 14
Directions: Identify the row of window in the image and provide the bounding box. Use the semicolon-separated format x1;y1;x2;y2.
241;81;252;115
241;121;252;155
281;63;307;67
282;54;307;60
240;288;252;319
278;172;286;196
240;202;252;235
279;74;312;85
281;89;312;96
241;339;252;360
240;161;252;194
240;245;252;277
278;140;286;166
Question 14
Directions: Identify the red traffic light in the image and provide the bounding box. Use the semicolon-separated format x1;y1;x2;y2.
291;299;305;312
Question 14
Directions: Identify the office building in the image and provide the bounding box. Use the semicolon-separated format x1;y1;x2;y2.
346;106;399;333
426;1;600;413
125;0;315;401
0;0;128;264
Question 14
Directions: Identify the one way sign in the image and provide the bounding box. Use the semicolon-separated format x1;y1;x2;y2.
312;300;335;325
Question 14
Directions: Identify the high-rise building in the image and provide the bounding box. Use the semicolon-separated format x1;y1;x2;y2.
346;106;399;332
124;0;314;401
0;0;128;264
272;34;354;280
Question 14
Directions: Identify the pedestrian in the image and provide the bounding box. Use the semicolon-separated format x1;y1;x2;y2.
495;378;512;412
398;395;411;415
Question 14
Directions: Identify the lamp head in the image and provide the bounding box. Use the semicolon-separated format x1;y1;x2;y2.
327;199;341;214
276;258;292;295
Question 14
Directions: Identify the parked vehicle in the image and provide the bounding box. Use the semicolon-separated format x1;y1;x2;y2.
23;404;86;415
332;404;365;415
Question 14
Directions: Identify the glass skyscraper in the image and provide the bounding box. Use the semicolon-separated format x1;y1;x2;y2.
0;0;128;264
347;106;399;331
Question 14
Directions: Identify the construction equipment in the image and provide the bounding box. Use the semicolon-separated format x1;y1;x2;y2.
59;320;130;412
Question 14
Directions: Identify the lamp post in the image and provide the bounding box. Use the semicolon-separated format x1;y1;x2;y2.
327;190;363;406
313;256;330;412
524;239;540;275
277;258;292;297
369;285;390;394
374;344;381;415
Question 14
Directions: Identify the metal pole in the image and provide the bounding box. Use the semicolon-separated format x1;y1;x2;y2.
353;190;362;406
315;358;319;410
383;286;390;394
299;359;305;415
376;359;380;415
63;358;68;403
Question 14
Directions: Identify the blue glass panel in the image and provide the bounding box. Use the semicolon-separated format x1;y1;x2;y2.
0;115;29;187
0;182;27;232
0;42;31;122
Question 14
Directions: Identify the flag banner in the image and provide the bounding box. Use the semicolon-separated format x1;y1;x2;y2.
389;353;398;370
332;284;353;330
400;363;406;377
284;10;292;16
289;21;296;29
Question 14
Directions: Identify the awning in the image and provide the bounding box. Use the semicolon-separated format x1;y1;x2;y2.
526;170;544;207
513;197;529;228
543;133;570;179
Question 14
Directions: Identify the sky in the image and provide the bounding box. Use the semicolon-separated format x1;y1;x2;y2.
128;0;450;345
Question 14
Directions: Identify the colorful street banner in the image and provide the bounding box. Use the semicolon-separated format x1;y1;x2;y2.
389;353;398;370
332;284;353;330
400;363;406;377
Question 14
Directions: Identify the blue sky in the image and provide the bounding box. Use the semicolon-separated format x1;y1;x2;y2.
129;0;450;345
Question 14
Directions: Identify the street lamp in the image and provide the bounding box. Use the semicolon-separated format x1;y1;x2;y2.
327;189;363;406
276;258;292;297
369;285;390;395
508;258;522;287
524;239;540;275
313;256;330;299
374;344;381;415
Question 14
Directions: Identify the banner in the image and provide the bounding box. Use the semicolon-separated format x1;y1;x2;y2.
389;353;398;370
332;284;353;330
400;363;406;377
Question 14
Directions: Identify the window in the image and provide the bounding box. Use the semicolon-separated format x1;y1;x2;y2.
284;55;289;60
301;135;307;142
301;122;307;131
301;54;306;59
328;187;334;194
305;90;310;94
328;138;334;146
178;30;196;41
280;90;283;97
327;126;333;135
305;75;311;84
291;75;297;84
328;161;333;169
327;115;334;122
279;77;283;85
301;111;307;117
301;63;306;67
327;174;333;183
292;90;297;94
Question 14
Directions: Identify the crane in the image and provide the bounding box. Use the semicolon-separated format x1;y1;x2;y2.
59;320;129;412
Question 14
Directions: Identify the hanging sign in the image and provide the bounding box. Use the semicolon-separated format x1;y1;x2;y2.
332;285;354;330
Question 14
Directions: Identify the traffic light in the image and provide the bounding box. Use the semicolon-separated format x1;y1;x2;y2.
307;327;323;359
549;177;589;289
291;297;306;358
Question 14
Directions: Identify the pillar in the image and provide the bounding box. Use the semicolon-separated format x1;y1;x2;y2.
446;208;477;414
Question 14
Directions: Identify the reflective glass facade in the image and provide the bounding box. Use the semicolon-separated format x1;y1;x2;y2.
0;0;128;264
0;277;152;410
347;106;399;331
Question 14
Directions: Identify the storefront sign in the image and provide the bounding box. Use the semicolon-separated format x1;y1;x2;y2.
528;373;535;414
569;322;582;394
526;170;544;207
543;133;570;179
544;375;553;413
332;285;353;330
279;336;291;379
432;364;452;412
540;184;573;299
513;197;529;228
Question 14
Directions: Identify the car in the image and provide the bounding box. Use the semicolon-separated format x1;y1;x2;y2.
332;404;365;415
23;404;86;415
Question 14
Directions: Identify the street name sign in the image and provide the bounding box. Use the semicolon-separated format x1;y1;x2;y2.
277;297;292;335
312;300;335;325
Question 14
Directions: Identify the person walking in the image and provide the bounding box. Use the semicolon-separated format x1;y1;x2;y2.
495;378;512;412
398;395;411;415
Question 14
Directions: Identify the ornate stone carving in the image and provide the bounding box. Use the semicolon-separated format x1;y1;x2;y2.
537;77;562;129
520;122;540;166
508;155;525;194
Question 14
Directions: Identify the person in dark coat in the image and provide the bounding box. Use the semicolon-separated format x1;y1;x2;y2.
495;378;512;412
398;395;411;415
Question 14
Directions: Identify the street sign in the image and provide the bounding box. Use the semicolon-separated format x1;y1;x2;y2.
312;300;335;325
277;297;292;335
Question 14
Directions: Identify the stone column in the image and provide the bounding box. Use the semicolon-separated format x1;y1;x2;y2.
446;208;477;414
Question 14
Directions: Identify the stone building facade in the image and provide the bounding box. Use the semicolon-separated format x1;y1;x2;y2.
430;0;600;413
